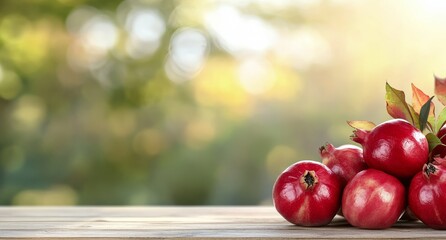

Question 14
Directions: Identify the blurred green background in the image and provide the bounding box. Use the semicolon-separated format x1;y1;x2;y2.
0;0;445;205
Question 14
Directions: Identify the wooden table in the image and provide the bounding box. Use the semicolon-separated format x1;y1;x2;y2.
0;206;445;239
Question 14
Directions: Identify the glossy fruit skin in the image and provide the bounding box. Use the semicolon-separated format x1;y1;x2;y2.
320;143;367;186
352;119;428;180
272;160;342;226
438;126;446;141
409;163;446;229
342;169;405;229
433;126;446;158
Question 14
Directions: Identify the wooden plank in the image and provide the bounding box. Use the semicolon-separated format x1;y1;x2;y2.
0;206;444;239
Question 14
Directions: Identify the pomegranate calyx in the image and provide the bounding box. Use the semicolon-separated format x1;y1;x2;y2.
301;170;318;189
351;129;369;145
423;163;437;179
319;143;335;163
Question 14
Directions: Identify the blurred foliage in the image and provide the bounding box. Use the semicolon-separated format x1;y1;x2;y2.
0;0;446;205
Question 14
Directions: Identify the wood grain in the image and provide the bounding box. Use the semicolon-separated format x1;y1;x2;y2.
0;206;443;239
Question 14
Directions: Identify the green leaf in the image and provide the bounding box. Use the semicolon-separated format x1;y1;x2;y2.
428;115;436;133
426;132;442;152
385;82;418;127
436;107;446;133
347;120;376;131
435;76;446;106
408;105;420;129
419;96;434;131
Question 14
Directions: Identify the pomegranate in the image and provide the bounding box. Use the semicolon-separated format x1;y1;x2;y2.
352;119;428;179
409;162;446;229
342;169;405;229
432;126;446;158
272;160;342;226
431;144;446;159
438;125;446;140
320;143;367;186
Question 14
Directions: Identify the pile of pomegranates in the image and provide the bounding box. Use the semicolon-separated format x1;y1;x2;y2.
273;78;446;229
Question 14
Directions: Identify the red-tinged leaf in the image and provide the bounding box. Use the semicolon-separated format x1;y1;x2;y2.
385;82;417;127
435;75;446;106
347;120;376;131
412;83;435;117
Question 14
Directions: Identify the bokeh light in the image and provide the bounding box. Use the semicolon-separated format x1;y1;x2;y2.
124;7;165;59
274;27;332;70
167;28;208;83
0;66;22;100
67;7;118;70
238;57;276;95
205;4;277;56
12;95;46;132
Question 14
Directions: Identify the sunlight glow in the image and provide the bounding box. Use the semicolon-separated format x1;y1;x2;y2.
165;28;208;83
274;27;332;70
66;10;117;70
205;5;277;55
238;57;276;95
80;15;117;53
125;8;165;58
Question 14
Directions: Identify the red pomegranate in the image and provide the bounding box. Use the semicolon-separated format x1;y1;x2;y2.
438;125;446;140
342;169;406;229
432;126;446;158
352;119;428;179
409;162;446;229
320;143;367;186
272;160;342;226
